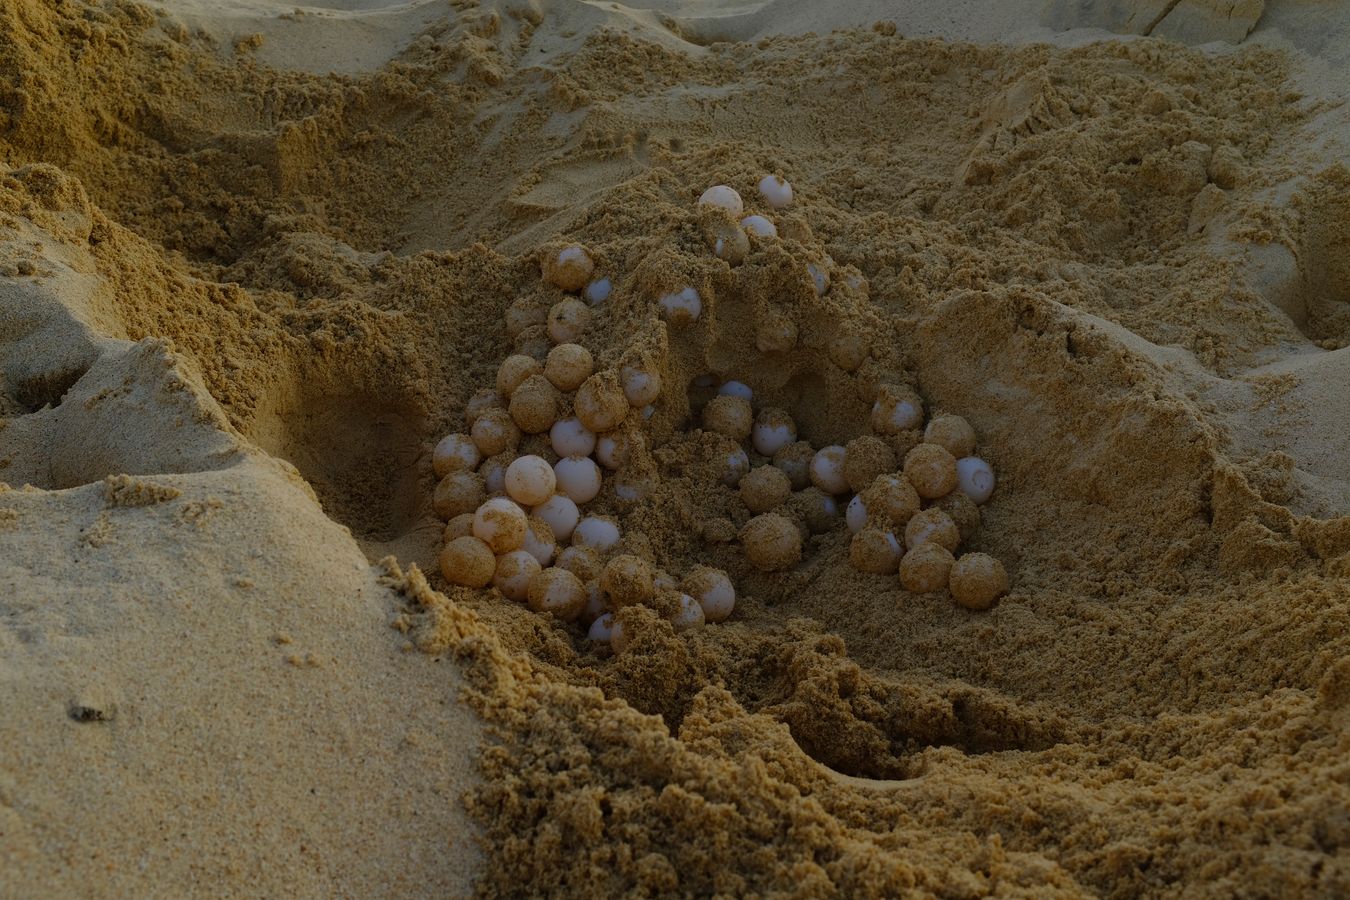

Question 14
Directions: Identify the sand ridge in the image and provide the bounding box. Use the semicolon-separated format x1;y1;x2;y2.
2;0;1350;896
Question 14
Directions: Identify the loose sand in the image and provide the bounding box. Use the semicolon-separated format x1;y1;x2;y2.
2;0;1349;896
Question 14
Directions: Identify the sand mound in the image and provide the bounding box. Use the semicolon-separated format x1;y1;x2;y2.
3;0;1350;895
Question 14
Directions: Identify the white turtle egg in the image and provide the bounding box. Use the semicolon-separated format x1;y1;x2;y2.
555;456;603;504
740;215;777;238
722;448;750;487
522;517;557;566
683;567;735;623
550;417;596;458
432;433;481;478
493;549;539;602
846;494;868;533
956;456;996;504
752;409;797;457
505;455;557;506
584;277;612;305
810;445;850;495
479;454;510;495
533;494;580;542
758;175;793;209
698;184;743;215
621;365;661;407
659;287;702;324
588;611;615;642
573;516;621;552
717;380;753;402
670;593;706;632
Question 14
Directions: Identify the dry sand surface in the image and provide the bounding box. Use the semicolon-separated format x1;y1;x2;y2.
2;0;1350;896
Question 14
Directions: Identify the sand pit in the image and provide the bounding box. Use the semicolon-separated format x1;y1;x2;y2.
3;0;1350;895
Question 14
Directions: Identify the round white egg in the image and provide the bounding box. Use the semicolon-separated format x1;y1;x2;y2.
659;287;702;323
758;175;793;209
550;417;596;458
698;185;743;215
504;455;556;506
810;446;849;494
740;215;777;238
555;456;603;504
956;456;996;504
532;494;580;542
573;516;621;552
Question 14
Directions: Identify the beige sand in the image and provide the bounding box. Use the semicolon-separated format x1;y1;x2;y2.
2;0;1350;896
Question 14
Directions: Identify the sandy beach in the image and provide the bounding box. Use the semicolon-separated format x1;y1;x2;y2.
2;0;1349;895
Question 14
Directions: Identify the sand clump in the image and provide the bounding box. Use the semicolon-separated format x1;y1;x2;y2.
3;0;1350;896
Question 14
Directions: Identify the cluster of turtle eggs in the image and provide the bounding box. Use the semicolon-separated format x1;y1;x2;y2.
433;175;1007;653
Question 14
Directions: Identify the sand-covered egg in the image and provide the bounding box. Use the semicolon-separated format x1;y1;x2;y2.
497;354;542;398
544;343;594;391
669;593;706;631
872;384;924;434
439;536;496;588
903;443;959;500
741;215;777;238
924;415;977;459
621;364;661;407
904;507;960;553
505;455;556;506
601;554;655;608
899;543;955;593
527;567;587;620
682;566;735;622
703;394;753;441
575;371;629;433
509;375;561;435
432;433;481;478
473;497;528;554
740;513;802;571
521;516;558;566
950;552;1008;610
850;528;903;575
659;287;702;324
739;464;792;514
434;470;486;520
471;408;522;457
547;299;592;345
772;441;815;490
494;549;541;601
843;435;897;494
543;246;594;292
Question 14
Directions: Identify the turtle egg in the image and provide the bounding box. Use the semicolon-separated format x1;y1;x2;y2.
573;516;621;552
739;465;792;514
699;184;743;215
493;549;540;602
621;365;661;407
925;415;978;459
789;487;839;534
670;593;706;632
478;452;512;495
872;384;924;434
682;566;735;622
950;553;1008;610
718;380;753;401
543;246;594;292
532;494;580;542
758;174;793;208
584;277;612;305
850;528;903;575
659;287;702;324
956;457;996;504
846;494;868;533
741;215;777;238
740;513;802;572
722;447;750;487
575;371;629;433
473;497;528;554
601;554;655;608
505;455;557;506
547;299;592;345
703;394;753;441
464;388;505;426
587;611;615;642
544;343;594;392
527;567;586;621
596;430;642;470
752;408;797;457
557;544;603;583
809;445;850;495
903;443;958;500
555;456;603;504
444;513;475;542
497;354;542;397
439;536;496;588
434;470;486;520
904;507;960;553
522;516;558;566
581;579;606;623
550;417;596;458
772;441;815;490
433;433;481;478
471;408;521;457
899;543;955;594
508;375;561;435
